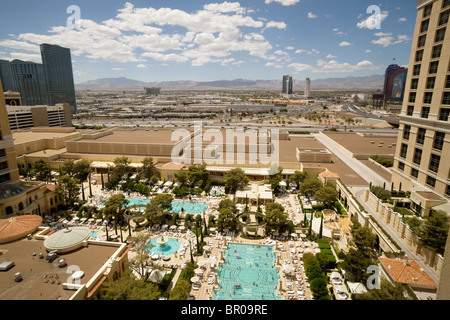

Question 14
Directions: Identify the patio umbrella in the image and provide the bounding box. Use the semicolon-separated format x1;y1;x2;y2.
190;276;200;283
161;224;168;230
194;268;204;275
170;225;177;230
178;226;185;231
203;245;211;251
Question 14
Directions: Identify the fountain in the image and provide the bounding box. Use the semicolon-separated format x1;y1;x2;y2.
156;235;169;249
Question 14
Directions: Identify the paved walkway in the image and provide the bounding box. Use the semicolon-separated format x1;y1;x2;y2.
312;133;390;188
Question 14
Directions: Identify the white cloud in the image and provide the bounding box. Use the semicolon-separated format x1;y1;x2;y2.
365;49;372;53
265;0;300;6
357;11;389;29
339;41;351;46
399;17;407;22
326;54;337;58
265;21;287;29
136;64;147;68
0;39;40;53
112;67;125;71
285;46;294;50
308;12;317;19
314;59;377;73
203;2;246;14
288;63;313;72
1;52;42;63
371;34;410;47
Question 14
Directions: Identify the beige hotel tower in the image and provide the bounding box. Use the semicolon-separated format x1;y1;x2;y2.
389;0;450;299
392;0;450;217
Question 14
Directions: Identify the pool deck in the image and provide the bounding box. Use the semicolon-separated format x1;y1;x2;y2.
129;228;314;301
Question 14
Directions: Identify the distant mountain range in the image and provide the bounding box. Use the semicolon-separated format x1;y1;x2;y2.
75;75;385;91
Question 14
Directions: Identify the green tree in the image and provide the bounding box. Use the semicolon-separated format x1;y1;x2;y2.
225;168;249;194
138;157;160;181
145;194;173;225
30;159;52;182
187;164;209;188
310;277;328;298
218;199;238;214
288;171;309;189
300;176;323;197
100;270;160;300
314;185;338;209
217;208;237;231
61;159;75;176
341;248;372;282
73;159;92;181
169;279;192;300
174;170;189;186
103;193;129;236
359;279;409;300
263;202;287;234
266;167;284;195
418;210;449;255
55;175;81;207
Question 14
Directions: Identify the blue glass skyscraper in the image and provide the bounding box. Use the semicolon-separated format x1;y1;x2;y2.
0;59;15;92
40;44;77;113
10;60;49;106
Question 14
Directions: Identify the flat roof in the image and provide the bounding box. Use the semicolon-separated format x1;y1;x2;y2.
278;136;324;163
80;129;181;145
0;234;119;300
323;132;397;156
12;131;77;145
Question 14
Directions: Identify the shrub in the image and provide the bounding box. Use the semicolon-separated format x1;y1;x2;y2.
370;185;391;201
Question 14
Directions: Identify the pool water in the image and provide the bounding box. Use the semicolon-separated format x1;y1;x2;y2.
101;197;208;214
146;237;181;256
213;243;282;300
90;231;98;239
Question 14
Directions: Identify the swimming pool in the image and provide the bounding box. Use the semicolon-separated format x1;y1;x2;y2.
90;231;98;239
146;237;181;256
213;243;282;300
101;197;208;214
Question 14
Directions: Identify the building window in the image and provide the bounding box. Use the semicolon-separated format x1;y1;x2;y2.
429;61;439;74
398;162;405;171
433;132;445;150
418;34;427;47
407;105;414;116
421;19;430;32
446;185;450;198
443;92;450;105
400;143;408;158
445;0;450;9
446;75;450;88
429;154;441;173
424;3;433;17
411;168;419;179
439;9;450;26
435;28;446;42
413;64;421;76
432;44;443;59
409;92;416;103
417;128;426;145
423;92;433;104
403;125;411;140
411;78;419;90
421;106;430;118
426;77;436;89
413;148;423;165
439;108;450;121
416;50;424;62
426;176;437;188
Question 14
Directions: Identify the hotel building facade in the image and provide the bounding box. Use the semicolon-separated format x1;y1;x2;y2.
391;0;450;217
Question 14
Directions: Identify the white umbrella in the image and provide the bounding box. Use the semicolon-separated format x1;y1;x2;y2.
170;225;177;230
190;276;200;283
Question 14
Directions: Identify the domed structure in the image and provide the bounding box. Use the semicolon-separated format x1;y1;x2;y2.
0;215;42;244
44;227;91;253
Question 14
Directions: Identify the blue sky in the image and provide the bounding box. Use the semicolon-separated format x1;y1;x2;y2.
0;0;418;83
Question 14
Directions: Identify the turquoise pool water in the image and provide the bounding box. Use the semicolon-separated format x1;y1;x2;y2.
90;231;98;239
146;237;181;256
101;197;208;214
213;243;282;300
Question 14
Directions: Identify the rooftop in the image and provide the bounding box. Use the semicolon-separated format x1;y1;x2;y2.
0;234;119;300
323;132;397;156
80;128;181;145
379;257;437;289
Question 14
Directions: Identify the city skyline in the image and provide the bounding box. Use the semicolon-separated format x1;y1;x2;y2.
0;0;417;83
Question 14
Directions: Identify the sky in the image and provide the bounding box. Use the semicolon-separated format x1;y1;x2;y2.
0;0;418;83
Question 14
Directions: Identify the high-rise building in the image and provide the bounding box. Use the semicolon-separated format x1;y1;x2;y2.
383;64;408;102
0;80;20;185
40;44;77;114
10;60;49;106
391;0;450;218
305;77;311;98
282;75;293;95
0;59;15;92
